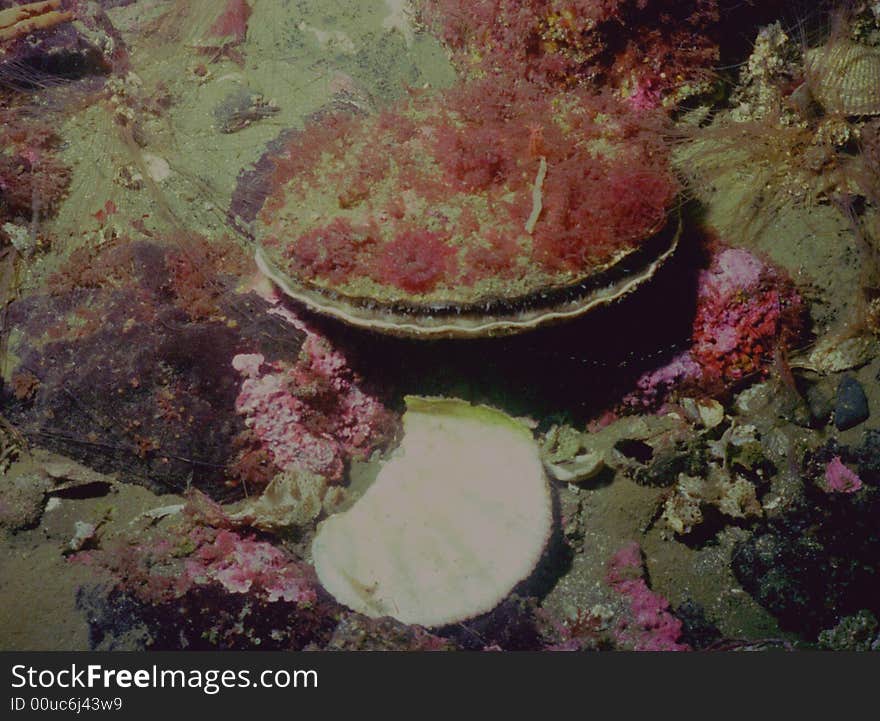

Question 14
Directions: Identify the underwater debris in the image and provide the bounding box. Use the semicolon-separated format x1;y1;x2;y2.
312;396;553;627
792;334;875;374
66;520;99;554
662;470;763;536
608;413;706;488
540;424;604;484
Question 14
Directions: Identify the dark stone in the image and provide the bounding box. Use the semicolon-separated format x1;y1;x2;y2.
4;240;304;499
834;376;869;431
731;472;880;637
854;429;880;485
806;382;834;426
674;600;722;650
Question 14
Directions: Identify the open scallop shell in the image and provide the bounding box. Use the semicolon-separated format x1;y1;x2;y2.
311;396;553;627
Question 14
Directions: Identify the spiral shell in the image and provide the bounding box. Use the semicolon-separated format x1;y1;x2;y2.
805;40;880;116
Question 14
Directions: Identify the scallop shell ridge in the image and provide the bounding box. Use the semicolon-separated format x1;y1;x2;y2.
806;40;880;116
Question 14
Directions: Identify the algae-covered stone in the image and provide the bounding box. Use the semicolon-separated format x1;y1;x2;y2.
311;396;552;627
0;471;51;533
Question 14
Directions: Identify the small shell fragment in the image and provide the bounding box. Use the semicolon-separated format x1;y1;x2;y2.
680;397;725;429
790;335;874;374
540;424;605;483
544;451;605;484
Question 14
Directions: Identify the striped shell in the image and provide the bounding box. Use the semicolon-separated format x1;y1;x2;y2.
805;40;880;116
255;219;679;339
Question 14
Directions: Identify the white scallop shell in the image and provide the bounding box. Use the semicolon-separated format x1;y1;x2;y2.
311;396;553;627
806;40;880;116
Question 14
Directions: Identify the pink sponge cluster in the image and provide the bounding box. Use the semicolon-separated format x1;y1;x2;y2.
183;529;315;604
690;248;803;389
629;247;803;406
606;542;689;651
72;497;320;610
420;0;720;107
823;456;863;494
232;306;397;481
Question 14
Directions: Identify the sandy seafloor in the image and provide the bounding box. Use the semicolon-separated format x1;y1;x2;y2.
1;0;879;651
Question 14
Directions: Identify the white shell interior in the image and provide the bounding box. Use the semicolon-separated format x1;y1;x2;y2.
312;397;553;627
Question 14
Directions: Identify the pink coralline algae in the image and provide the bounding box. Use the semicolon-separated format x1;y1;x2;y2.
71;495;338;649
420;0;720;105
72;511;319;609
690;248;803;389
628;246;803;405
628;352;703;409
627;78;665;113
208;0;251;43
823;456;863;494
606;542;689;651
183;529;315;604
232;305;397;481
